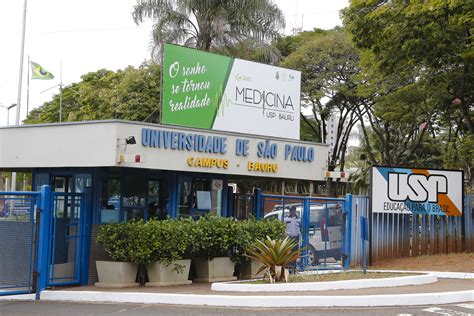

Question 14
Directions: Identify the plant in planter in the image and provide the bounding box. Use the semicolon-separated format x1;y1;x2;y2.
246;236;302;283
191;215;239;282
238;218;286;279
145;218;194;286
95;221;147;288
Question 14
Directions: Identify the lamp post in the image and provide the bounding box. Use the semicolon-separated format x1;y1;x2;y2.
0;104;16;126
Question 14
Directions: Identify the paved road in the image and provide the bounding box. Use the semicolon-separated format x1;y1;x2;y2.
0;301;473;316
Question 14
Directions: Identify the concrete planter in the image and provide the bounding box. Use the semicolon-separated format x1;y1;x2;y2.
194;257;237;283
146;259;192;287
94;261;139;288
240;259;263;280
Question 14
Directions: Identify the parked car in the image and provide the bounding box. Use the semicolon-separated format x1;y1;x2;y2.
264;203;344;265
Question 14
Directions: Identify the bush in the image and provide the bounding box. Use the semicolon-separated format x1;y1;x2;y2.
191;215;239;260
96;220;151;264
147;217;194;265
97;216;286;265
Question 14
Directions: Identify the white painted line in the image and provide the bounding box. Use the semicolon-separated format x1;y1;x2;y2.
39;290;474;307
212;273;437;292
422;307;471;315
456;303;474;310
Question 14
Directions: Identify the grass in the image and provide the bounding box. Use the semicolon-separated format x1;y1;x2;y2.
243;271;417;284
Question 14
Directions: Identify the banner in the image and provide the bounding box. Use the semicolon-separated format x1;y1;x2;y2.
371;166;463;216
162;44;301;139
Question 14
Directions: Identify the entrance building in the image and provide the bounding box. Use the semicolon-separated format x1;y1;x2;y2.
0;120;329;284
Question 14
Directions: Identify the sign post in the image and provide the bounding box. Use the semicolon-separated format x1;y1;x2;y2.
360;216;368;274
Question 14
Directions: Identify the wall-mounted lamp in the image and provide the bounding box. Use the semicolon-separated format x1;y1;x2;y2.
125;136;136;145
117;135;137;150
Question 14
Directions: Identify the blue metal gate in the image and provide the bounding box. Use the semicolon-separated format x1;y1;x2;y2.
47;192;85;287
0;191;40;296
256;191;352;271
0;185;90;297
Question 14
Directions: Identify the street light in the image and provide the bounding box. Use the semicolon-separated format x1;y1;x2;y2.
0;103;17;126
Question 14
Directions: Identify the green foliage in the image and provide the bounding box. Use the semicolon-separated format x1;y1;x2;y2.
132;0;285;62
147;218;194;266
96;221;149;263
231;218;286;263
342;0;474;178
246;236;302;283
191;215;239;260
24;63;161;124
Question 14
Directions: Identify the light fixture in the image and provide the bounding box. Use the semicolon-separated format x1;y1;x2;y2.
125;136;136;145
117;135;137;151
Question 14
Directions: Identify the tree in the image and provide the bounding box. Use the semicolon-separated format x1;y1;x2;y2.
280;29;364;195
132;0;285;62
25;63;161;124
343;0;473;186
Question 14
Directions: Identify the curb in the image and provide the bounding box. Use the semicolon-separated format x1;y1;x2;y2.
212;273;438;292
35;289;474;307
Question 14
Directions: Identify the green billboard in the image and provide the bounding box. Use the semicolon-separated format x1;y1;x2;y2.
162;44;233;129
162;43;301;139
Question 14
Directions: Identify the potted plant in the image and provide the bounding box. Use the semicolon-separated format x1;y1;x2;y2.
145;218;194;286
238;218;286;280
191;215;238;282
246;236;302;283
95;221;144;288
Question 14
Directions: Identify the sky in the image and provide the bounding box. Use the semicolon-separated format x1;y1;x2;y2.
0;0;348;126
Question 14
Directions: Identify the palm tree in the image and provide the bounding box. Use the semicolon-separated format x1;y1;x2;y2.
132;0;285;62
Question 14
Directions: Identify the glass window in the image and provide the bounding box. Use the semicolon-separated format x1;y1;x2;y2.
148;179;168;220
34;173;49;191
178;180;192;217
75;174;92;193
123;176;146;207
124;208;144;221
100;177;120;223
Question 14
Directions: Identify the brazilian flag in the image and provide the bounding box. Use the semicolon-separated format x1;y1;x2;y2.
31;61;54;80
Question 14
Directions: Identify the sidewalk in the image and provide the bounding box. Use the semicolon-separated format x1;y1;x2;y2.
2;272;473;307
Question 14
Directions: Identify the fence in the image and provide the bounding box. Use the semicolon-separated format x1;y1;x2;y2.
350;194;474;265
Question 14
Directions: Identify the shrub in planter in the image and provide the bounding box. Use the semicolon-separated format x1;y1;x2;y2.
191;215;239;282
95;221;147;287
145;218;194;286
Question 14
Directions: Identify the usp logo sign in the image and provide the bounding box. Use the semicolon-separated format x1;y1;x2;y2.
371;166;463;216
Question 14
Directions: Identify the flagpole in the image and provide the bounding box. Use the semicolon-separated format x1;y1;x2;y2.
59;60;62;122
15;0;27;126
12;0;28;193
26;55;30;116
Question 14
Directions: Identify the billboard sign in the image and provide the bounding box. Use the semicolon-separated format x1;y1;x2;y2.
371;166;463;216
162;44;301;139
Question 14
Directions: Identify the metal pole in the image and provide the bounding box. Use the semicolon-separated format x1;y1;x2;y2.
13;0;28;194
15;0;28;126
59;60;62;122
26;55;30;116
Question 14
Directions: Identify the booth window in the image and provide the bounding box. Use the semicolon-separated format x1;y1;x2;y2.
75;174;92;193
148;180;168;220
122;175;146;221
100;177;120;223
178;178;223;218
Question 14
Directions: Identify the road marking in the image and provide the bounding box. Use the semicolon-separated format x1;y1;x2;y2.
457;304;474;310
397;314;413;316
422;307;472;315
